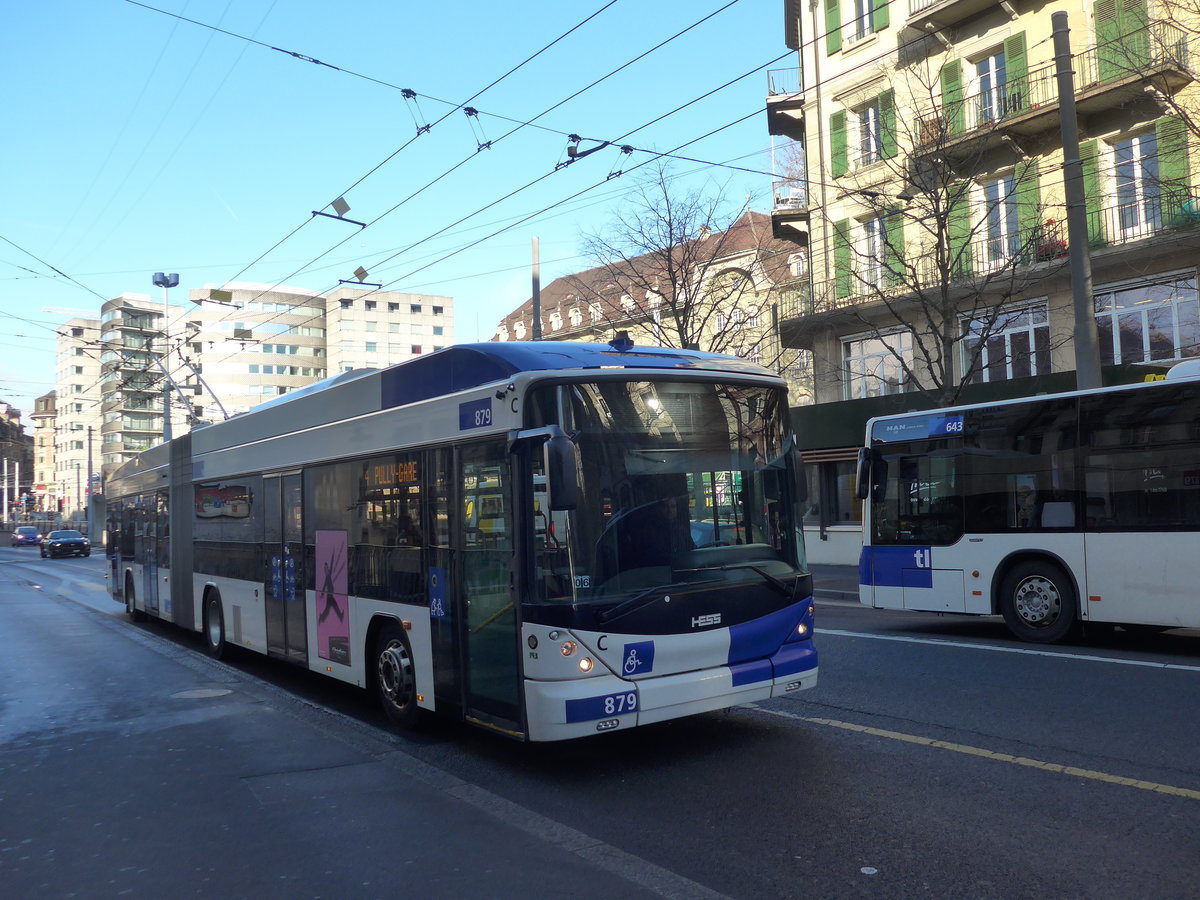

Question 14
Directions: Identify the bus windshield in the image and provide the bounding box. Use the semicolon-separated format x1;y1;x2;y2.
529;379;805;612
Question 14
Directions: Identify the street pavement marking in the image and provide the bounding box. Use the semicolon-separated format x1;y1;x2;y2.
819;628;1200;673
760;707;1200;801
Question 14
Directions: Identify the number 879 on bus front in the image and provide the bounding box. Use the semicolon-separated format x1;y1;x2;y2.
564;689;639;723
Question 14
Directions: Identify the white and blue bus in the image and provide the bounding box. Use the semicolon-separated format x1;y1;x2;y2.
106;339;818;741
856;363;1200;643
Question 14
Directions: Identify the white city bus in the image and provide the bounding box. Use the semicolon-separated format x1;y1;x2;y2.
107;340;817;741
856;363;1200;642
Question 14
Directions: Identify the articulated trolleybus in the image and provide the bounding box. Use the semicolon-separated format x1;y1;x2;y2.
107;340;817;740
856;362;1200;643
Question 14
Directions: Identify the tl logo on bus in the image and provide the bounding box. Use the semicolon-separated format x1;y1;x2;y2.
912;549;932;568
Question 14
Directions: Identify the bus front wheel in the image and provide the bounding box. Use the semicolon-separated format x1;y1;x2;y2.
999;561;1077;644
374;623;419;728
203;591;227;659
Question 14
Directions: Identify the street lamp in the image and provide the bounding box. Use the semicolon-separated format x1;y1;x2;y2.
152;273;179;442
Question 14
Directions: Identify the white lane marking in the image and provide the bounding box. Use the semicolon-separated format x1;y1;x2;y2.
818;628;1200;672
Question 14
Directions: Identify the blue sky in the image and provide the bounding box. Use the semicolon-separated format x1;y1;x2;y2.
1;0;794;416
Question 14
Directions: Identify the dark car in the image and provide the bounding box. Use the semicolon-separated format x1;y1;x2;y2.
11;525;42;546
41;530;91;558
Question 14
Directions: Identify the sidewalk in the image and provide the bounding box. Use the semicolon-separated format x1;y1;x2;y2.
809;563;860;603
1;579;713;900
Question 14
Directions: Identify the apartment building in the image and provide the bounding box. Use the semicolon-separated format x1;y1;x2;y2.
769;0;1200;562
492;211;812;402
30;391;56;514
56;316;105;519
324;285;454;374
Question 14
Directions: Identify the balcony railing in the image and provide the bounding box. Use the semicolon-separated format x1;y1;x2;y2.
772;180;809;212
779;193;1200;321
916;22;1191;150
767;67;802;97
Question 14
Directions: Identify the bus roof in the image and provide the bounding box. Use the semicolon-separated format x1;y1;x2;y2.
865;364;1200;443
173;340;779;459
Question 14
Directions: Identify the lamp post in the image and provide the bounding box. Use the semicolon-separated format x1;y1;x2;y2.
152;272;179;442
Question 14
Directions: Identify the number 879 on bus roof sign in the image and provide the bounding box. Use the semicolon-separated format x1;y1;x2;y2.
459;398;493;430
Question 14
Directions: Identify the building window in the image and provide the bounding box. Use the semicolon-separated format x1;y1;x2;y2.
365;321;377;332
962;302;1050;383
433;325;444;336
549;312;563;331
788;251;807;278
856;99;882;168
410;304;422;314
411;345;422;354
1095;274;1198;365
340;299;353;309
365;342;377;353
974;49;1009;125
365;300;376;310
432;306;443;315
842;332;912;399
982;174;1019;265
569;308;582;327
1114;131;1161;237
850;0;875;42
590;303;603;323
388;302;399;312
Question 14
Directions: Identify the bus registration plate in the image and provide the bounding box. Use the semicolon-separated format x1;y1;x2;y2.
565;690;638;723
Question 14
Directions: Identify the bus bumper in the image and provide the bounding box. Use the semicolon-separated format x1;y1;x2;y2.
523;642;818;742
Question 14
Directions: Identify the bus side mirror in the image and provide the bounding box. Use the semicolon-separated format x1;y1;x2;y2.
855;448;871;500
856;448;886;502
545;431;578;511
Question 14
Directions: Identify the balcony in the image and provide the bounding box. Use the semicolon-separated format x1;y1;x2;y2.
914;22;1192;158
778;193;1200;336
906;0;1006;32
771;180;809;239
766;66;804;141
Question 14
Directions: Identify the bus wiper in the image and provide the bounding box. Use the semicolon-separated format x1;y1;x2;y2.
596;578;720;624
675;563;795;598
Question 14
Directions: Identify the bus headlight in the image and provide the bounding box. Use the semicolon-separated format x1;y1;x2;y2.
796;622;809;638
578;657;593;673
560;640;577;657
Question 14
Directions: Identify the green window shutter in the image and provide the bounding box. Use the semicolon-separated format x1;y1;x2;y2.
941;60;964;136
1095;0;1123;81
831;110;849;177
1079;140;1104;245
879;89;897;159
1003;33;1028;115
948;184;973;279
834;219;853;299
1157;115;1191;221
883;207;905;286
1015;159;1042;246
825;0;842;55
872;0;889;31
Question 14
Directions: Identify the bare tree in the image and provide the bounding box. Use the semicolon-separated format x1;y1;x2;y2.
809;54;1077;408
569;161;812;398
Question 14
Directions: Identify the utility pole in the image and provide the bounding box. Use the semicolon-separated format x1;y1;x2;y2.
1053;12;1103;390
532;237;542;340
153;273;180;442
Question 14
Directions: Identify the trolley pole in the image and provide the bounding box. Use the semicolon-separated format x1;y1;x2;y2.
1053;11;1103;390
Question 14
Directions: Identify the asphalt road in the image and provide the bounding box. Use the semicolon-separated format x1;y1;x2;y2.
4;547;1199;899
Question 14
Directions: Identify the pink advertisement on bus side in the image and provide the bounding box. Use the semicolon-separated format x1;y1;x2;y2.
315;530;350;666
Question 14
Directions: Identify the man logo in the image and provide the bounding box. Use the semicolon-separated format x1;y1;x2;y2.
692;613;721;628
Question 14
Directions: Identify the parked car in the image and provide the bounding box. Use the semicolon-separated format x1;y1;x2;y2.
11;525;42;546
40;530;90;558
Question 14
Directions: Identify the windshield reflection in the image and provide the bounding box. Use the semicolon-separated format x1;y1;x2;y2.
529;379;805;606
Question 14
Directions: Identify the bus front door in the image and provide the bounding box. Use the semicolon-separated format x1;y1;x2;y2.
459;443;522;734
264;473;308;664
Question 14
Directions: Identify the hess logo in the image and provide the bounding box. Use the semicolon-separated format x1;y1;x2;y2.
692;613;721;628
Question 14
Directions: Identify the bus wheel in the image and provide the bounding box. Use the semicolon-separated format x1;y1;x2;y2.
203;591;227;659
999;561;1077;644
374;623;419;728
125;573;146;622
